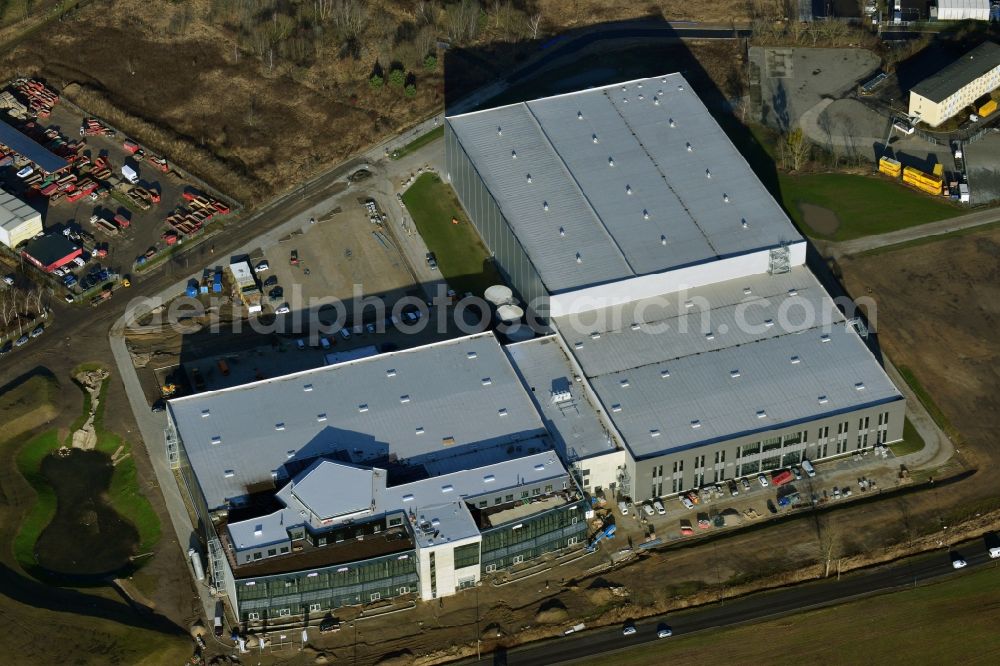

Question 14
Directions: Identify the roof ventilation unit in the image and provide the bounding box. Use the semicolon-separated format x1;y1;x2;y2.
660;369;671;378
497;126;502;136
756;410;767;419
577;110;583;119
625;184;632;195
551;389;572;404
669;119;676;127
643;209;649;219
741;218;749;229
526;173;532;183
576;252;582;263
723;194;730;203
818;395;829;404
690;420;702;429
608;156;615;167
660;235;667;245
559;226;565;236
511;149;517;159
592;133;599;143
686;142;692;151
730;369;741;378
790;356;801;364
543;200;549;211
653;97;660;105
705;169;712;178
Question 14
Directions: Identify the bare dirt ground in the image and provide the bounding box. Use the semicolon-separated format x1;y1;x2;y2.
839;227;1000;502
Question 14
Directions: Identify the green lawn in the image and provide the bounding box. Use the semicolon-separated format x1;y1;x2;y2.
576;563;1000;666
776;172;960;242
13;430;60;571
13;367;161;574
391;125;443;160
890;417;926;457
402;172;503;297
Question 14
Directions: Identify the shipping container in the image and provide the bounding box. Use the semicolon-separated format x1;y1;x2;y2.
902;166;943;195
771;469;794;486
932;163;944;177
878;156;902;177
978;99;997;118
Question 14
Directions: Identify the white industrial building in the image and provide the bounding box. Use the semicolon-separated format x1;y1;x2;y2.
909;41;1000;127
446;73;906;500
169;72;908;628
0;188;41;249
935;0;990;21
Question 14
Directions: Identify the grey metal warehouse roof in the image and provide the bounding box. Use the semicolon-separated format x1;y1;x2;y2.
555;268;902;458
0;118;68;174
505;335;622;462
911;41;1000;103
447;73;800;293
170;332;548;510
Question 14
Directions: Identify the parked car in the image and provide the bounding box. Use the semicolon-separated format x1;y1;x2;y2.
268;286;283;301
30;324;44;338
14;334;29;347
73;256;86;267
642;503;655;517
263;275;278;287
653;499;665;515
679;495;694;510
951;553;967;569
319;337;331;350
0;340;12;355
657;625;673;639
792;465;803;480
255;260;270;272
757;474;769;488
426;252;438;270
275;304;291;315
339;327;351;341
365;322;376;334
3;274;14;286
16;165;33;178
686;490;700;505
295;339;306;350
727;479;739;496
740;477;751;491
151;399;166;413
63;293;75;303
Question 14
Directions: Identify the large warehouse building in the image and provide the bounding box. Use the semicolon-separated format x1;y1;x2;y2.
445;73;905;499
170;73;905;628
908;41;1000;127
168;333;588;626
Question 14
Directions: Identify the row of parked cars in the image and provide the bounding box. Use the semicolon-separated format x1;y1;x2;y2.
621;461;820;515
0;323;44;356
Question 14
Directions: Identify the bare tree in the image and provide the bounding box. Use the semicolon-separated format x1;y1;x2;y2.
817;515;841;578
784;127;811;171
446;0;481;43
527;13;542;39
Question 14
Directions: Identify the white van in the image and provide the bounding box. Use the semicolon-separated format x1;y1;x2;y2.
617;500;629;515
801;459;816;478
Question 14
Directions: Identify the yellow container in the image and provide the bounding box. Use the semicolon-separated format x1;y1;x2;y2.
932;163;944;177
878;156;902;177
978;99;997;117
902;166;943;195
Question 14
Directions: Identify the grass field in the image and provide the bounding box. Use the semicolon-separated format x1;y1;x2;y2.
402;172;502;297
890;417;927;457
739;125;961;242
777;173;960;241
576;564;1000;666
391;125;443;160
12;431;60;571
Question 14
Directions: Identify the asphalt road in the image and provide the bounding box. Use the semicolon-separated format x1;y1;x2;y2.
462;536;998;666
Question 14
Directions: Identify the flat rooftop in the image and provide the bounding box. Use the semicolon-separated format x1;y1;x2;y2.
170;332;548;510
505;335;621;462
910;41;1000;104
0;118;69;174
446;73;800;294
555;267;903;458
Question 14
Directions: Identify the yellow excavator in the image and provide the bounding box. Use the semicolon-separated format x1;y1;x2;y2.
161;383;177;397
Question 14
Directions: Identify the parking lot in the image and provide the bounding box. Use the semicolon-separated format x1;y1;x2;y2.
0;79;234;304
612;451;910;545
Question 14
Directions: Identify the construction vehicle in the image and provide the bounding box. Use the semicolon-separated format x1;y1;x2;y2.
161;383;178;399
586;523;616;552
